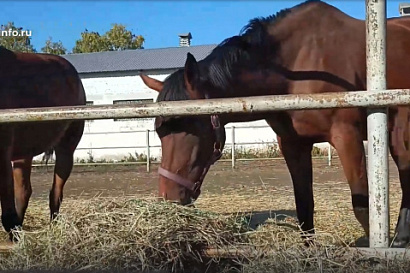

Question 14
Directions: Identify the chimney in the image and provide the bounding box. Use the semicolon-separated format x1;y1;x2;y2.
178;32;192;47
399;3;410;16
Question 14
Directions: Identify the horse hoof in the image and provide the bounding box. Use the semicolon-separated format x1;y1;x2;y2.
1;212;22;241
393;208;410;248
8;233;17;243
302;235;316;247
354;236;370;247
6;230;21;243
50;212;60;222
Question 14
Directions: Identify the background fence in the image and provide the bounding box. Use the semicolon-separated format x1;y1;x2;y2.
34;125;336;171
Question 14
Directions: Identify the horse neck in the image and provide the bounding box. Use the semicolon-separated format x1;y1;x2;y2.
211;15;318;126
210;5;350;126
210;67;289;126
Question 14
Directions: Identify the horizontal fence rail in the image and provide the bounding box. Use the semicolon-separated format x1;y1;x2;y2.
0;89;409;123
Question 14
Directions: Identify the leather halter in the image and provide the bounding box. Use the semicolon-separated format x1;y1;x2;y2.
157;114;223;200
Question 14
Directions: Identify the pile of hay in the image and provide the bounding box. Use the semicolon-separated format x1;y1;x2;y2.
0;196;409;273
0;198;249;272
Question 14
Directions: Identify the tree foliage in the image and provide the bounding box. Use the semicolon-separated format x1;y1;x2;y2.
72;31;109;53
73;23;144;53
105;23;145;51
41;37;67;55
0;22;145;54
0;22;36;52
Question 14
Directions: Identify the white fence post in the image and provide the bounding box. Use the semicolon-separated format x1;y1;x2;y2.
328;142;332;167
366;0;389;248
146;129;150;172
231;126;235;169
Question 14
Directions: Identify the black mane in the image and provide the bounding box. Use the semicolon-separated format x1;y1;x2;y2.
157;0;322;102
156;69;188;102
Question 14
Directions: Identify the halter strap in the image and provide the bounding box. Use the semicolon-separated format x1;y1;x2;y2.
158;167;199;192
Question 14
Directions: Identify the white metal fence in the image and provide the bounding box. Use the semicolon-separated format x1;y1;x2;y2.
56;125;334;171
0;0;405;255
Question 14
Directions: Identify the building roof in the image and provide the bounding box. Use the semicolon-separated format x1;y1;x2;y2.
61;44;217;74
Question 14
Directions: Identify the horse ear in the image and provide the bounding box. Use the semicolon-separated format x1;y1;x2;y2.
184;53;202;99
140;74;164;92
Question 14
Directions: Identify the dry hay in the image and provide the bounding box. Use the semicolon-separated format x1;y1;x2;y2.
0;193;409;273
0;197;248;272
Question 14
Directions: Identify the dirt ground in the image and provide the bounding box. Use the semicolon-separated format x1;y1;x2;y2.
29;157;400;201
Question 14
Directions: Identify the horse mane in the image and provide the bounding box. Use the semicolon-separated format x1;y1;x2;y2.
157;0;324;101
156;69;189;102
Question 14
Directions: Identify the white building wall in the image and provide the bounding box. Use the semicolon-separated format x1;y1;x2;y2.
33;69;330;162
73;70;166;162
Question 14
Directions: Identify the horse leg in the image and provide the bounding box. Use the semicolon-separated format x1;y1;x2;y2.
389;145;410;247
49;121;84;220
13;157;33;225
0;135;20;240
330;124;369;240
277;136;315;243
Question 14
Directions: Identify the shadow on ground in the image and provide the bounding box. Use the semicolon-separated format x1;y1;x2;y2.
231;209;298;230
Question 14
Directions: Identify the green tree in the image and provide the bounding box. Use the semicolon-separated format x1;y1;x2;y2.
72;30;109;53
41;37;67;55
0;22;36;52
105;23;144;51
72;24;144;53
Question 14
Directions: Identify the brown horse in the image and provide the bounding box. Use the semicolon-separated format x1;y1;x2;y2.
0;46;86;240
141;0;410;247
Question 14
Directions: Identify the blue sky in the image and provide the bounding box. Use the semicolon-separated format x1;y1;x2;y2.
0;0;404;53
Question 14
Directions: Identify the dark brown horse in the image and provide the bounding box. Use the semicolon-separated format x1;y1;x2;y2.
141;0;410;247
0;46;85;240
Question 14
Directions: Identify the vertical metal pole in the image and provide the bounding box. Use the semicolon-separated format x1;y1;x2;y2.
231;126;235;169
146;129;150;172
366;0;389;248
328;142;332;167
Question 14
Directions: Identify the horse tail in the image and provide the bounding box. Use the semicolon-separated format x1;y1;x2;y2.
392;106;410;170
41;148;55;167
